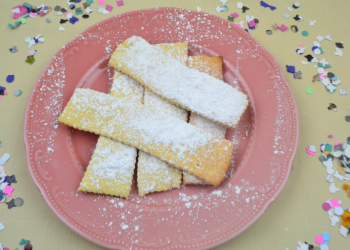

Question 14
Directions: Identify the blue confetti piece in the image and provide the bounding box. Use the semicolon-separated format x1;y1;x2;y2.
286;65;295;73
244;29;249;33
6;75;14;83
322;232;331;241
331;76;338;81
312;46;319;51
260;1;276;10
69;16;79;24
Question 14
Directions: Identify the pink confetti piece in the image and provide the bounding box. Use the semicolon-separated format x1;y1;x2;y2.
248;20;257;28
328;135;333;138
334;142;342;145
3;185;14;197
298;44;303;48
315;235;324;244
105;5;113;11
39;11;44;17
235;23;242;28
4;90;7;95
230;12;239;18
319;73;326;79
322;202;331;211
306;147;316;156
330;199;341;207
275;23;288;31
13;5;28;19
117;0;124;7
98;0;106;5
29;12;36;17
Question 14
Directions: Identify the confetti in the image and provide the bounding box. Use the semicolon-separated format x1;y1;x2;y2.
293;15;303;21
228;16;234;22
266;30;273;35
296;47;306;55
9;46;18;53
242;6;249;13
13;90;22;97
306;147;315;155
339;225;348;237
3;185;14;197
260;1;276;10
5;199;15;209
293;2;301;9
282;12;290;19
98;0;106;5
294;71;302;79
6;75;14;83
230;12;239;18
59;26;65;31
286;65;296;73
334;48;343;57
335;42;344;49
306;88;313;95
46;18;51;23
0;153;10;165
117;0;124;7
315;235;324;244
105;4;113;12
69;16;79;24
310;20;316;25
25;55;35;64
302;31;309;36
328;135;333;139
325;34;333;41
329;183;340;193
60;19;68;24
237;2;243;8
0;223;4;231
316;35;325;42
14;197;24;207
82;14;89;19
287;7;293;11
291;25;298;33
323;202;332;211
275;23;288;31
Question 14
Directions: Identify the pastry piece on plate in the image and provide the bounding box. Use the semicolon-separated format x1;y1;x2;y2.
109;36;248;129
137;89;188;197
183;56;227;185
79;42;188;197
58;88;234;187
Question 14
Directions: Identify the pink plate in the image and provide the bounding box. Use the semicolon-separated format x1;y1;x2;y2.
24;7;299;250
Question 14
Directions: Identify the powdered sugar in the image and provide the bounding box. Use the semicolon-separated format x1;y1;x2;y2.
110;36;248;128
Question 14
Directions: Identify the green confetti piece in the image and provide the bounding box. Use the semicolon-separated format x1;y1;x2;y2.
319;48;324;54
75;11;84;15
25;57;35;64
306;88;313;95
325;144;332;152
87;0;94;5
23;2;32;8
302;30;309;36
8;23;15;28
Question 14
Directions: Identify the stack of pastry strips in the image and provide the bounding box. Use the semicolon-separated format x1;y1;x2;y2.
78;43;189;197
59;36;249;198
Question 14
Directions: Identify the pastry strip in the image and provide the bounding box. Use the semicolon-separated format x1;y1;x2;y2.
137;90;187;197
109;36;248;129
58;88;234;187
183;56;228;185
